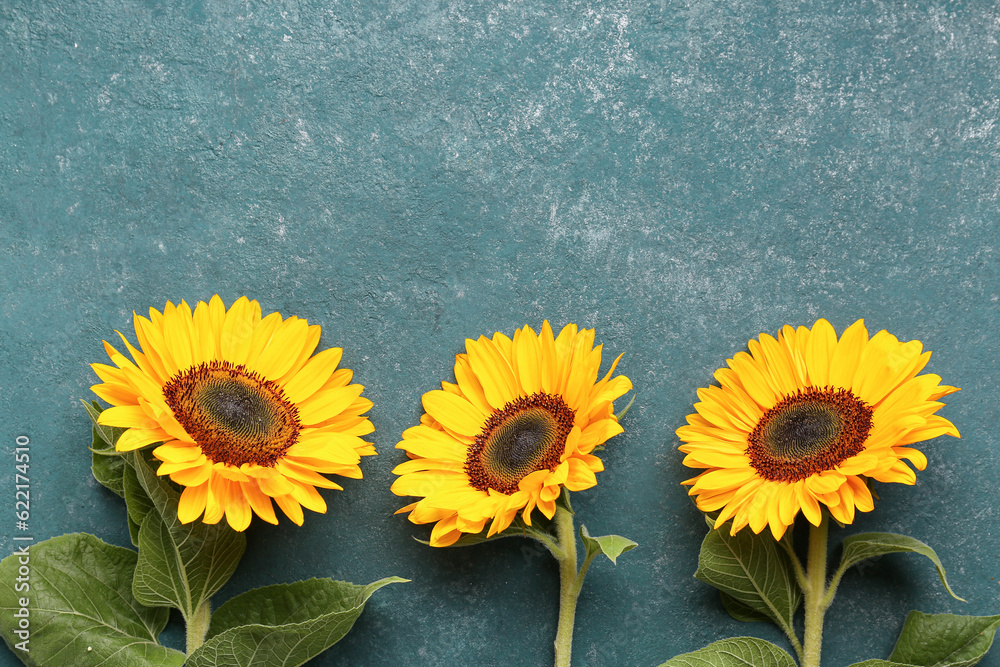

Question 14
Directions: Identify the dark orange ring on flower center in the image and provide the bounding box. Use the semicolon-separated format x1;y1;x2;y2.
746;386;873;482
465;393;575;495
164;360;300;467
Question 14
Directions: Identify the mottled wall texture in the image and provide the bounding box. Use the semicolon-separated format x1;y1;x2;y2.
2;1;998;665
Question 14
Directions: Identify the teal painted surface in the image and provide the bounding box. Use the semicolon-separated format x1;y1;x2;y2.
1;1;998;665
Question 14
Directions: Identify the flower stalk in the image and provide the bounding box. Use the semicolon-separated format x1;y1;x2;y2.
553;505;579;667
547;494;609;667
801;515;830;667
186;598;211;655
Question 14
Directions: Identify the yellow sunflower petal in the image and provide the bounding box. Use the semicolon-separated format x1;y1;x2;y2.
177;483;209;524
828;319;868;388
421;390;487;437
134;313;177;379
756;333;800;397
192;299;219;364
428;514;462;547
465;335;519;409
537;321;559;394
297;385;365;426
273;494;305;526
163;301;197;373
91;380;139;407
564;457;597;491
251;316;310;380
796;484;822;526
219;297;256;365
242;482;279;525
276;460;342;489
203;476;228;524
153;442;202;463
281;347;343;404
115;428;168;451
894;447;928;471
832;480;856;524
168;461;213;487
287;480;327;514
728;351;777;409
98;405;157;430
512;326;543;395
847;476;874;512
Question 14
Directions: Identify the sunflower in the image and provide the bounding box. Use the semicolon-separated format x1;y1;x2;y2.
391;322;632;547
90;296;375;531
679;319;959;540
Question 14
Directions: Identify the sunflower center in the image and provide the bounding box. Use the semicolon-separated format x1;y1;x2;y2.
163;360;300;467
746;386;873;482
465;393;575;494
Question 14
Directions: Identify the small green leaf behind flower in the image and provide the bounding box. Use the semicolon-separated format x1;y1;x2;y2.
718;592;772;624
122;456;155;547
419;513;558;549
84;401;148;546
0;533;185;667
614;392;636;420
186;577;407;667
83;400;129;498
833;533;964;602
657;636;797;667
82;400;128;452
579;525;636;565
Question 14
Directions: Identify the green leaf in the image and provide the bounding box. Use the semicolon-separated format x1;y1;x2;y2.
694;519;802;643
657;637;797;667
836;532;964;601
0;533;185;667
579;525;637;565
129;451;246;621
615;392;636;420
83;401;130;498
846;661;915;666
82;400;128;450
122;456;154;547
719;592;772;624
187;576;406;667
91;437;129;498
889;611;1000;667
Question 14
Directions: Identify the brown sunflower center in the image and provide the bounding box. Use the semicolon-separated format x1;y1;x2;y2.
465;393;576;494
746;386;873;482
163;360;300;467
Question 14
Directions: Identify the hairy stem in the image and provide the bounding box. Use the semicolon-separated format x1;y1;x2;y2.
801;516;829;667
553;505;579;667
186;598;211;656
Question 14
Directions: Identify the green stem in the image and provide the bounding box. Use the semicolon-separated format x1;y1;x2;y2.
553;505;580;667
534;530;567;562
821;559;850;610
779;533;809;593
801;516;829;667
186;598;211;656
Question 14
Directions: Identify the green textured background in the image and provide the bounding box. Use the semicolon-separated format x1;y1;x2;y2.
2;1;999;665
